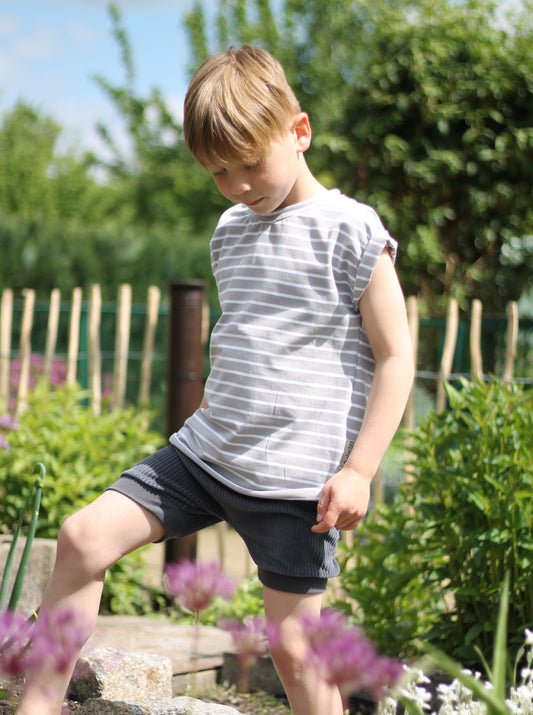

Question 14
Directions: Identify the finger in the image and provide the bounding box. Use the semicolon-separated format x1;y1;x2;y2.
312;502;341;533
315;487;331;524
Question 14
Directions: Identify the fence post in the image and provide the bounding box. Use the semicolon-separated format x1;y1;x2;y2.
112;283;132;409
16;289;35;416
0;289;13;413
470;299;483;379
88;284;102;417
138;286;161;407
503;301;519;381
165;280;207;565
436;297;459;412
43;288;61;382
67;287;82;385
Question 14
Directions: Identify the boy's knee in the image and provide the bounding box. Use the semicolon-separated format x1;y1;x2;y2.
56;511;104;573
269;632;308;686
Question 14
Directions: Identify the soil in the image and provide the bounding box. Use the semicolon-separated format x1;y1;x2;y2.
4;682;377;714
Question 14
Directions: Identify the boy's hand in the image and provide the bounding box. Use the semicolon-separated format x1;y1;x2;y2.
311;467;372;533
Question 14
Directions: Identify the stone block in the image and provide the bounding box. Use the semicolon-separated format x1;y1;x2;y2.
69;648;172;703
77;696;244;714
0;537;55;616
221;652;284;697
172;667;219;696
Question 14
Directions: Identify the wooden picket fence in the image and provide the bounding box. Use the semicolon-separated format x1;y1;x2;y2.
0;285;524;420
403;295;520;431
1;284;529;577
0;284;163;416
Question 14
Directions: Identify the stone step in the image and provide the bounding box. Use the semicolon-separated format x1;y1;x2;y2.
85;616;234;686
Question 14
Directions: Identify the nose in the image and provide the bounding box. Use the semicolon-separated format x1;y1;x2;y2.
227;172;251;198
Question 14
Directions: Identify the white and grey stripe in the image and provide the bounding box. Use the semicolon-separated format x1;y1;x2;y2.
171;189;397;500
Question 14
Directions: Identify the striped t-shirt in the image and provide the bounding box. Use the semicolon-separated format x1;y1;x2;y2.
171;189;397;500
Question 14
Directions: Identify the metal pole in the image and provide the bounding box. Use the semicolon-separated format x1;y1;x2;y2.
165;280;207;565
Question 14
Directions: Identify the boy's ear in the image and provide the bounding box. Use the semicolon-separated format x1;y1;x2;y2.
292;112;312;151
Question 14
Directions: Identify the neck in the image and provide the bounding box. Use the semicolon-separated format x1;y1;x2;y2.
289;158;328;206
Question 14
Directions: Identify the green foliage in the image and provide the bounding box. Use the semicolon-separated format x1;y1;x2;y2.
91;3;229;232
325;0;533;310
335;378;533;669
185;0;533;312
3;0;533;312
0;212;214;303
0;382;166;614
0;102;114;224
196;574;265;627
0;463;45;611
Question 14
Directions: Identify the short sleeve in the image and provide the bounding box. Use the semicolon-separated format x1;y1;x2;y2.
352;207;397;310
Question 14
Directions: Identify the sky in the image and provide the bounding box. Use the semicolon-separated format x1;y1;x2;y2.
0;0;522;161
0;0;202;158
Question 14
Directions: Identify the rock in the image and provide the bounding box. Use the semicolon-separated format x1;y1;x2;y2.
221;652;284;697
77;696;245;714
0;537;55;617
69;648;172;703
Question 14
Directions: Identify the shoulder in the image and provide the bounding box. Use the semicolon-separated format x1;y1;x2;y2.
215;203;250;231
322;191;388;233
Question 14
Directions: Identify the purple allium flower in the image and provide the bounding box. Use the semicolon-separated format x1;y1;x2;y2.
0;435;10;451
0;608;87;679
222;616;269;670
25;608;87;674
165;560;235;614
300;609;402;702
0;415;19;432
0;610;34;677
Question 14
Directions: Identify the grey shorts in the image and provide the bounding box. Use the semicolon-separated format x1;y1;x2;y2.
108;445;340;594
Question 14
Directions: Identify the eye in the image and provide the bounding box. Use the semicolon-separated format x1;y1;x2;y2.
244;159;262;171
212;168;227;178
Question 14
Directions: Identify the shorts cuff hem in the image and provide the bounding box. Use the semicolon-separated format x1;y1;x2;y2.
258;567;328;594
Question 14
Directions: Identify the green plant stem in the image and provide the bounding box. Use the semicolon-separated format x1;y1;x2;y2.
0;482;35;609
416;640;509;715
7;463;46;611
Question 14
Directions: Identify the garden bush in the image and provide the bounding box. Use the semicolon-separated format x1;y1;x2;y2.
0;381;167;614
335;378;533;670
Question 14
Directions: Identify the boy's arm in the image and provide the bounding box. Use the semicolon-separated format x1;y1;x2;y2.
312;251;414;533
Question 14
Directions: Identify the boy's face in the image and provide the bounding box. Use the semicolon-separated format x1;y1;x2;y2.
207;114;312;215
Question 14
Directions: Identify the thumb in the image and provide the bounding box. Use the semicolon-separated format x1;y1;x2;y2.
311;486;334;533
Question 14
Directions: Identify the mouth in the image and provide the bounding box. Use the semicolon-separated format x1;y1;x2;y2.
245;197;265;208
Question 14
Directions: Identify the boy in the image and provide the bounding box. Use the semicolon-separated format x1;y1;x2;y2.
17;45;414;715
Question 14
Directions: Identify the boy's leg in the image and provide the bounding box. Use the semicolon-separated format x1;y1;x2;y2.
263;586;344;715
16;489;165;715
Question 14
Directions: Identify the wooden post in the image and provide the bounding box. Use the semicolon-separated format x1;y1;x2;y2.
67;288;82;385
43;289;61;382
503;301;519;381
0;289;13;413
165;280;207;566
112;284;132;409
402;295;419;484
470;299;483;379
138;286;161;406
436;298;459;412
404;296;419;431
88;284;102;417
16;289;35;415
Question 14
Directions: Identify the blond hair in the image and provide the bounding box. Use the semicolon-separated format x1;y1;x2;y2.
184;44;301;168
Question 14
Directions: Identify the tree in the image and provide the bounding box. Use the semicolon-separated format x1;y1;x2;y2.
325;0;533;310
184;0;533;311
0;101;116;225
90;2;228;232
0;102;59;219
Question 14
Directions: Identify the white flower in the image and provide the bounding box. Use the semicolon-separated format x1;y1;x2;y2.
521;667;533;681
